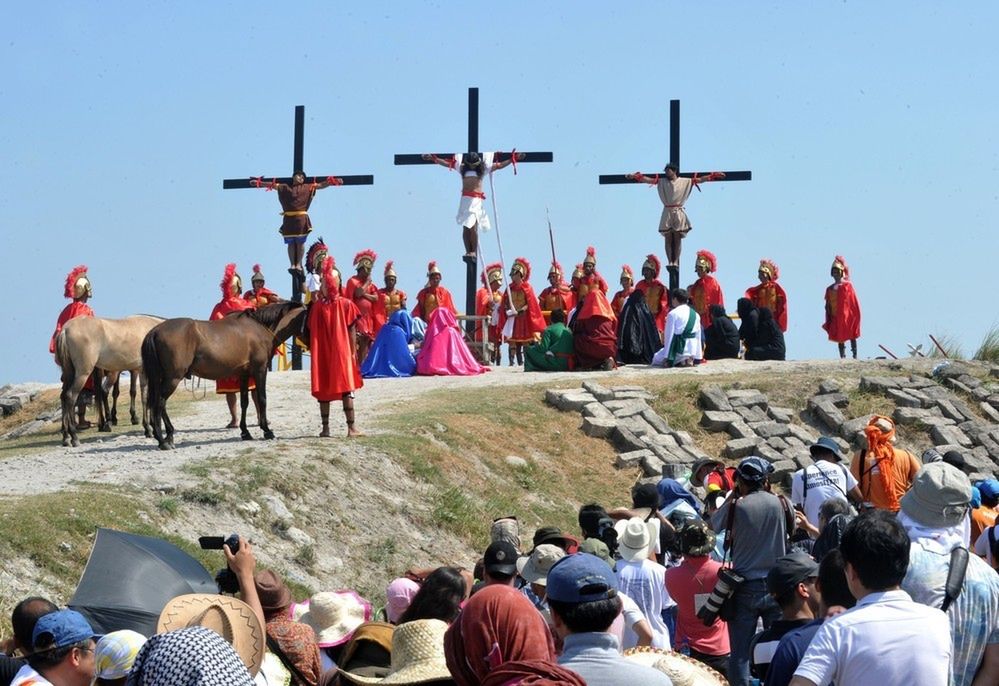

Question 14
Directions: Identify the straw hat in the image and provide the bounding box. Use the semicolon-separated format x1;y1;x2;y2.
293;590;371;648
341;619;451;685
156;593;264;676
614;517;656;562
623;647;727;686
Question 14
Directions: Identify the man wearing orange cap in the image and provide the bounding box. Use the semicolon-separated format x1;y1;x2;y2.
688;250;724;330
210;264;259;429
850;416;921;512
571;290;618;371
476;263;504;365
243;264;282;307
823;256;861;359
538;262;575;325
374;260;407;335
635;254;669;337
574;247;609;301
51;265;97;429
498;258;547;366
745;259;788;333
345;250;379;365
412;261;458;322
611;265;635;318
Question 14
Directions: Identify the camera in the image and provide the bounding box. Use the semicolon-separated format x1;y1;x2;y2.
696;567;745;626
596;516;619;557
199;534;241;594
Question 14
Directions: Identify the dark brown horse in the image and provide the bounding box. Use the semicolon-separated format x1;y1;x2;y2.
141;301;307;449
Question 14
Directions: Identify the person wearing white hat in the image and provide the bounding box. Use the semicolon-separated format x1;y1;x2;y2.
613;517;672;650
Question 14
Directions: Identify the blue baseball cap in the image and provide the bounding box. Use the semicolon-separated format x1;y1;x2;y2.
32;610;101;651
977;479;999;501
546;553;618;603
736;456;774;483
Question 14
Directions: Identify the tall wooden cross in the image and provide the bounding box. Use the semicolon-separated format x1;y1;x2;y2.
395;87;554;335
223;105;374;370
599;100;751;288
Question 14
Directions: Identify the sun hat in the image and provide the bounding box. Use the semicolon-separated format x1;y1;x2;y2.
156;593;264;676
518;544;566;586
766;551;820;596
95;629;147;680
254;569;293;615
678;520;716;557
293;590;372;648
689;458;723;488
546;553;618;604
577;538;614;569
531;526;574;551
483;540;519;576
385;578;421;624
490;517;521;551
624;647;727;686
735;456;774;484
809;437;843;461
900;462;972;528
922;448;943;464
614;517;656;562
335;621;395;681
32;610;101;651
340;619;451;685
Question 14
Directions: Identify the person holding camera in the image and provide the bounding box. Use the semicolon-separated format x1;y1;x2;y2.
709;456;790;686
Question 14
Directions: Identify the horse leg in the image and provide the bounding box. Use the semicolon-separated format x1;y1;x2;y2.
256;372;273;440
239;378;252;441
158;376;182;450
60;367;88;447
109;372;120;426
139;371;152;437
129;371;140;425
97;370;112;432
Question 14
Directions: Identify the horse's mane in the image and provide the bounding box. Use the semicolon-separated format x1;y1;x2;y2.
242;301;302;329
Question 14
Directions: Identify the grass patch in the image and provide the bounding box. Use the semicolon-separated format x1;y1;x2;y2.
845;388;893;420
928;333;965;359
157;497;179;515
974;326;999;364
180;486;225;507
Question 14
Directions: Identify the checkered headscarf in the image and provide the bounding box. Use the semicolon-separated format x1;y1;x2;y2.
125;626;253;686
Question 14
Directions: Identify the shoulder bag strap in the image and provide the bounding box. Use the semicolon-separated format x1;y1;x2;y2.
941;547;970;613
265;634;311;686
723;498;738;562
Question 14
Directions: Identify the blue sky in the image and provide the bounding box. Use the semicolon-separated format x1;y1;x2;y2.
3;2;997;383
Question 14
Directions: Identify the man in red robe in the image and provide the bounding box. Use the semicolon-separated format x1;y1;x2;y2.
251;171;341;284
823;255;861;359
412;261;458;321
745;258;788;332
243;264;282;307
610;265;635;318
210;264;259;429
574;246;609;300
51;265;96;428
498;257;547;366
571;290;618;371
475;262;504;365
538;261;575;325
374;260;407;335
687;249;724;330
634;253;669;337
344;249;379;365
309;257;362;438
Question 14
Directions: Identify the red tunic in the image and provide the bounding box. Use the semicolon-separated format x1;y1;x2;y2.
538;285;576;324
210;295;257;394
574;272;609;300
309;295;363;401
374;288;407;336
745;281;788;332
688;275;724;328
412;286;457;321
344;276;379;340
635;278;669;334
277;183;316;238
823;281;861;342
498;282;547;344
50;301;95;354
475;286;503;343
610;287;634;318
243;286;281;308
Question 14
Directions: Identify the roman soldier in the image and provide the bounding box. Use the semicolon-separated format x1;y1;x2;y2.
574;246;609;300
823;255;861;359
375;260;407;335
344;249;379;365
210;264;258;429
745;258;788;333
51;265;96;429
688;249;725;329
304;237;331;301
610;265;635;318
538;261;575;324
412;261;458;321
475;262;504;365
634;253;669;336
498;257;547;366
243;264;281;307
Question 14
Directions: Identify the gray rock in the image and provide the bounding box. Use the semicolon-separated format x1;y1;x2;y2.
605;399;650;418
893;406;941;426
544;389;567;406
283;526;314;546
772;459;798;486
582;381;616;401
678;446;711;463
622;415;660;438
768;406;795;424
729;392;769;409
919;415;957;428
505;455;528;468
262;494;293;523
699;385;733;412
755;422;791;439
839;416;872;444
582;402;614;419
701;410;740;431
905;375;937;390
613;425;647;453
813;401;846;431
735;406;769;424
5;419;47;438
640;453;667;477
236;501;261;515
932;361;977;380
553;390;597;412
35;408;61;422
726;421;756;440
640;408;672;434
930;425;973;448
936;399;974;423
886;388;923;408
649;444;687;465
766;436;790;450
670;430;695;447
809;392;850;409
787;424;819;444
818;380;842;394
582;416;617;439
610;385;650;393
723;437;760;459
785;436;806;449
981;402;999;424
616;449;653;470
859;376;903;392
972;386;992;402
790;450;815;470
956;374;982;389
756;444;784;462
0;398;22;415
645;433;680;450
614;390;657;402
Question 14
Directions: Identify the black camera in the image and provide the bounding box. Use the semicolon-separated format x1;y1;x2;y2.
596;517;619;556
199;534;241;595
696;567;745;626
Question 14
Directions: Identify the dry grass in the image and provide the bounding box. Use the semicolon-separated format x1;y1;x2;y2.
974;326;999;364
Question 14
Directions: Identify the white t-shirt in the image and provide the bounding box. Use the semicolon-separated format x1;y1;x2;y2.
616;559;672;649
790;461;857;527
793;589;951;686
608;590;652;652
974;525;999;567
11;664;54;686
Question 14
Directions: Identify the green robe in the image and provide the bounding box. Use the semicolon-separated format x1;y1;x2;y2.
524;322;574;371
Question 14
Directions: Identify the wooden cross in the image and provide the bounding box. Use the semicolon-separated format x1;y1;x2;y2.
223;105;374;370
395;87;554;335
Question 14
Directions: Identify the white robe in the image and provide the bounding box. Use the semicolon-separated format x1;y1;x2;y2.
652;304;703;366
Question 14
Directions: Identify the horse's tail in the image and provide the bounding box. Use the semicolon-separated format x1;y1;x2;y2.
55;329;73;378
141;330;162;400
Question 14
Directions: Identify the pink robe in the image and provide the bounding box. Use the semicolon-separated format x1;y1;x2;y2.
416;308;489;376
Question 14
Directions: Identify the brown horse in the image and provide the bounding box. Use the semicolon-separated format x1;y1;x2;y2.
141;301;307;449
55;315;165;447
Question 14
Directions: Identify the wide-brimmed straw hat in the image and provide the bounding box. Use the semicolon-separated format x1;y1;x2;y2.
157;593;265;676
340;619;451;685
614;517;656;562
292;590;371;648
624;647;727;686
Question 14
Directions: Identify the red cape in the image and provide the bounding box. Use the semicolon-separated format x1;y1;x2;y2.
475;286;502;342
538;285;575;323
242;286;281;307
610;287;634;318
309;296;363;400
498;281;547;343
412;286;457;321
823;281;861;341
688;275;724;328
745;281;788;332
344;276;379;338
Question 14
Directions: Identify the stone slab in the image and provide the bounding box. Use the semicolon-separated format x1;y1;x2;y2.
859;376;902;392
582;381;615;401
810;392;850;409
582;416;617;439
814;401;846;431
620;415;658;438
550;390;597;412
756;444;784;462
615;448;653;469
645;433;680;450
614;390;657;402
766;436;790;450
729;392;769;409
735;406;769;424
723;437;760;459
886;388;923;408
892;406;941;426
701;410;740;431
981;402;999;424
726;421;757;440
768;406;795;424
787;424;819;444
755;422;791;439
581;402;613;420
612;425;647;452
640;408;671;434
640;453;667;477
772;459;798;486
930;425;973;448
818;380;842;394
605;399;650;417
699;385;733;411
670;430;695;447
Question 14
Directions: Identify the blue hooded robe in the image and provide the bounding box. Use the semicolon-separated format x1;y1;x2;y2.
361;310;417;378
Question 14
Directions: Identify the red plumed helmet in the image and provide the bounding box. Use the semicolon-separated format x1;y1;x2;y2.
584;246;597;264
482;262;503;286
511;257;531;281
219;263;240;297
642;254;662;278
427;260;441;276
63;265;89;299
758;258;780;281
321;256;341;295
306;237;329;274
695;250;718;273
353;249;377;268
832;255;850;279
